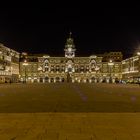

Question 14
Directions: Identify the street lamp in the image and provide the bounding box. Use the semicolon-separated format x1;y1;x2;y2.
137;52;140;56
108;60;114;83
23;60;28;83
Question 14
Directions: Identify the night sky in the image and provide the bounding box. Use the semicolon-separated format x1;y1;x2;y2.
0;6;140;58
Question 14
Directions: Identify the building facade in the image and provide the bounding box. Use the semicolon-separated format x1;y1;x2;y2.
20;33;122;83
122;54;140;83
0;43;20;83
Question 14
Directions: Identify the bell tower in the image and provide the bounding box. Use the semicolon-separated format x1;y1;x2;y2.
64;32;76;58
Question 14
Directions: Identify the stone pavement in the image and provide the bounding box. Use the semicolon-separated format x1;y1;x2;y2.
0;113;140;140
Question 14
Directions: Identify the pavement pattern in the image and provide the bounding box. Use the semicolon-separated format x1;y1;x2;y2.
0;113;140;140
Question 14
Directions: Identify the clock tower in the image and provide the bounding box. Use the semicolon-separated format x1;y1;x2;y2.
64;32;76;58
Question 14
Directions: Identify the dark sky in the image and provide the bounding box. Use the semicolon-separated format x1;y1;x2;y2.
0;6;140;58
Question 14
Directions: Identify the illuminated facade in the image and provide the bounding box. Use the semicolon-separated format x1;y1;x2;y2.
122;55;140;83
1;33;139;84
0;43;20;83
20;33;122;83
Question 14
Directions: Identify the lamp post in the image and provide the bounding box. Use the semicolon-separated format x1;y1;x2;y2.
108;60;114;83
137;52;140;84
23;60;28;83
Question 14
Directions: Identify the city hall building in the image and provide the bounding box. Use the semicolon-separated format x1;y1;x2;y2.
19;33;122;83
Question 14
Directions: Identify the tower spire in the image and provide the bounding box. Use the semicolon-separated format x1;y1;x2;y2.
69;31;72;38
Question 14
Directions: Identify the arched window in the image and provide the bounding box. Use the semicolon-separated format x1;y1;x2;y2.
44;59;49;71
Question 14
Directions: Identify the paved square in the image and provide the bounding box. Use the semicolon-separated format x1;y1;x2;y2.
0;83;140;113
0;83;140;139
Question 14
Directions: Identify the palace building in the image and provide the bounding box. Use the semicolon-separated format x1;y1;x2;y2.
19;33;122;83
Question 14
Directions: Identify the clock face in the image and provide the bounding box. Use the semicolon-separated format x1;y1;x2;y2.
68;48;72;52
